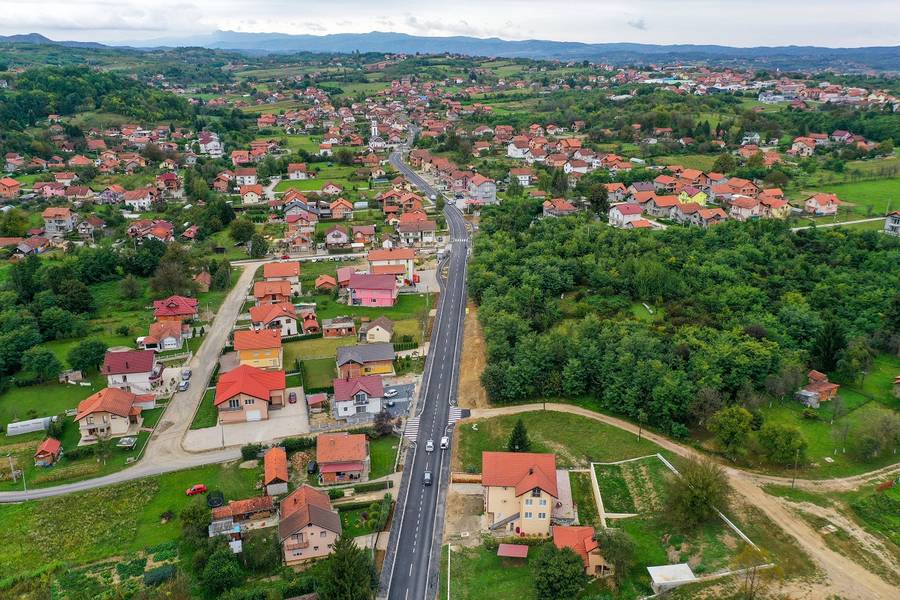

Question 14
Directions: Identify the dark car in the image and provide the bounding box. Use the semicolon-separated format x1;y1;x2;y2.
206;490;225;508
307;460;318;475
423;471;433;486
288;391;297;404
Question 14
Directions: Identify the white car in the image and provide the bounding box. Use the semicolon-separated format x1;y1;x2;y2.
384;389;399;398
425;439;434;452
440;436;449;450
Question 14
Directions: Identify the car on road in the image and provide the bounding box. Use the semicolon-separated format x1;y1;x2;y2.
178;380;190;392
307;460;317;475
440;436;449;450
288;391;297;404
423;471;432;486
186;484;207;496
425;439;434;452
384;389;399;398
181;369;191;380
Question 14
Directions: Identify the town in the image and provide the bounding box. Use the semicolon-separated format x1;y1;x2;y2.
0;17;898;600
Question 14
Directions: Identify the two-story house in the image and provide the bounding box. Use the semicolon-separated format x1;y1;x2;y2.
608;203;643;228
263;261;302;295
74;387;150;444
214;364;286;423
254;280;293;306
101;350;162;395
316;432;370;485
278;485;342;566
332;375;383;419
483;451;559;536
42;206;77;236
336;343;395;379
348;274;398;307
249;302;299;336
885;211;900;236
367;248;416;281
153;295;199;322
233;329;283;370
467;174;497;205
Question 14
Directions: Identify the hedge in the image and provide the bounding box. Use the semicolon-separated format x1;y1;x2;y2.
241;443;263;460
482;535;550;550
353;480;393;493
392;341;418;352
280;436;316;452
328;488;345;500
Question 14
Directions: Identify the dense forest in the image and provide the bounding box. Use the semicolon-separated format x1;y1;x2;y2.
469;201;900;435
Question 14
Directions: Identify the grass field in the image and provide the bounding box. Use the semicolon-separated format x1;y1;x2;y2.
284;336;357;362
300;357;336;389
0;461;260;571
594;457;672;514
799;177;900;216
569;471;600;527
453;411;678;472
441;546;534;600
0;373;105;431
190;388;218;430
369;435;399;480
296;293;431;322
656;154;719;171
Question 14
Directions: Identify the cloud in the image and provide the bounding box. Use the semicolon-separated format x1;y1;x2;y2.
627;18;648;31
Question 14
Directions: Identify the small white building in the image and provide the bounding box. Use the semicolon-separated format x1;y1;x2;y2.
647;564;697;594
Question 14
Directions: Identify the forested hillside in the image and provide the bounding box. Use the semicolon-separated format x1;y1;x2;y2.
470;201;900;435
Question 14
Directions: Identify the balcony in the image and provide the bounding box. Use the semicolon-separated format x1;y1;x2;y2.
284;539;309;551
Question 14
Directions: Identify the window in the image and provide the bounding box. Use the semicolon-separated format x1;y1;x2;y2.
244;398;254;405
320;531;327;537
538;512;547;519
524;512;533;519
531;487;541;497
228;399;240;409
539;499;547;506
524;499;533;506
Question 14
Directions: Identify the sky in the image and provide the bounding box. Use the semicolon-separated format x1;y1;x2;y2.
0;0;898;47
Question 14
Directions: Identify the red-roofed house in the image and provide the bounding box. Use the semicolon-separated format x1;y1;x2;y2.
101;350;162;394
0;177;20;200
348;273;398;307
317;433;370;485
34;438;62;466
264;261;301;294
332;375;384;419
264;446;289;495
215;364;286;423
804;193;841;216
482;451;558;536
254;280;293;306
74;387;147;444
250;302;299;336
367;248;415;280
552;526;609;576
233;329;283;370
153;295;199;321
608;203;643;228
797;370;840;408
278;485;342;565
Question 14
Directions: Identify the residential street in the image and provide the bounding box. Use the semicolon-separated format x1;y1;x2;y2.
466;403;900;600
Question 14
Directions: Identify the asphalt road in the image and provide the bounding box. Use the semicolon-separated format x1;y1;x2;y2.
381;151;469;600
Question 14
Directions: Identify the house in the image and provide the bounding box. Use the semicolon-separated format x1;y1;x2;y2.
77;215;106;238
336;343;395;379
42;207;77;236
696;208;729;228
234;168;258;186
315;274;338;291
250;303;299;336
367;248;415;281
482;451;558;536
332;375;384;419
323;316;356;338
509;168;534;187
348;273;398;307
316;433;370;485
352;225;376;245
0;177;20;200
330;198;353;220
101;350;162;394
75;387;148;444
729;196;761;222
397;220;437;246
215;364;286;423
233;329;283;370
34;438;62;466
804;193;841;216
467;174;497;204
321;182;344;196
542;198;577;218
325;225;350;248
123;189;155;212
358;317;394;343
646;195;679;219
241;184;263;205
212;496;275;524
279;485;342;566
140;320;186;351
153;295;199;321
287;163;309;180
884;211;900;237
264;261;301;295
796;370;840;408
790;137;817;157
264;447;290;496
254;280;293;306
552;526;609;576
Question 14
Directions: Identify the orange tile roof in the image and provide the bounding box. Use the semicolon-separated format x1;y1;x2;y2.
552;526;599;567
280;484;332;519
263;261;300;279
367;248;414;262
212;495;274;520
317;432;368;465
233;328;282;351
215;364;285;405
482;451;558;498
254;280;292;299
249;302;296;325
76;387;141;421
264;446;289;485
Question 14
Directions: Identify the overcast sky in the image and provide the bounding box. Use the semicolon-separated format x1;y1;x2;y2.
1;0;898;47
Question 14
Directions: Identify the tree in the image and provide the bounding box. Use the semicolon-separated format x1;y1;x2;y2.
585;183;609;216
852;410;900;461
120;274;142;300
732;545;781;600
712;153;736;174
532;542;588;600
757;422;807;465
229;218;256;244
507;176;523;198
0;208;29;237
664;459;731;529
0;323;42;375
180;503;211;545
372;410;394;437
764;363;805;405
836;336;875;384
93;431;114;464
594;528;635;585
249;233;268;259
317;534;377;600
151;261;197;297
506;418;531;452
690;387;723;425
67;338;108;373
201;545;246;596
811;319;846;373
708;406;754;460
241;530;282;575
56;279;95;315
21;347;62;382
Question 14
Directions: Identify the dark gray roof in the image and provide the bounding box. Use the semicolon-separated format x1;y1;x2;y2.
359;316;395;335
336;342;395;366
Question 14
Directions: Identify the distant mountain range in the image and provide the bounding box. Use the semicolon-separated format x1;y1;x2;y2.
3;30;900;71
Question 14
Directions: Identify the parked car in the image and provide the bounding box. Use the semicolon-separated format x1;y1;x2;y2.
440;436;449;450
206;490;224;508
423;471;432;486
288;391;297;404
186;484;207;496
181;369;192;380
384;389;399;398
178;380;190;392
307;460;318;475
386;399;395;407
425;439;434;452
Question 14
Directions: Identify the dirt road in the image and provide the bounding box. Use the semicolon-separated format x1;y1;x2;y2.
465;403;899;600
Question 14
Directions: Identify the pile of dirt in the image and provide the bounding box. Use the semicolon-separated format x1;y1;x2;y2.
290;450;313;478
458;302;489;409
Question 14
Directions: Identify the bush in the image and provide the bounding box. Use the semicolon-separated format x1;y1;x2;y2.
353;480;392;493
116;557;147;579
143;564;176;587
328;488;345;500
241;443;262;460
280;436;316;452
802;408;819;420
62;447;91;460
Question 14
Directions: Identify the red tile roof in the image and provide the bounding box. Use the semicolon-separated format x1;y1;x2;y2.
212;495;274;520
76;387;142;421
332;375;384;402
497;543;530;558
254;280;292;299
233;328;282;351
215;365;285;405
101;350;155;375
264;447;289;485
263;261;300;279
317;433;368;465
482;451;558;498
552;526;599;567
367;248;414;262
249;302;296;325
34;437;61;458
153;295;199;318
349;273;396;291
280;484;332;519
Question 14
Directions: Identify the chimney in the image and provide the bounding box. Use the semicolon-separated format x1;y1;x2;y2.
528;468;533;475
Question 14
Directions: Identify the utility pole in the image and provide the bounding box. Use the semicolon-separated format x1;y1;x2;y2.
791;447;800;489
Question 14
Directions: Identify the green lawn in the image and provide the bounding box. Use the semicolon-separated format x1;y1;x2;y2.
629;302;664;322
441;546;534;600
0;461;260;571
297;293;432;321
338;506;380;538
369;434;399;480
569;471;600;527
656;154;719;171
190;388;218;430
454;411;676;472
0;373;106;432
300;357;336;390
799;176;900;216
284;336;357;362
281;134;322;153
